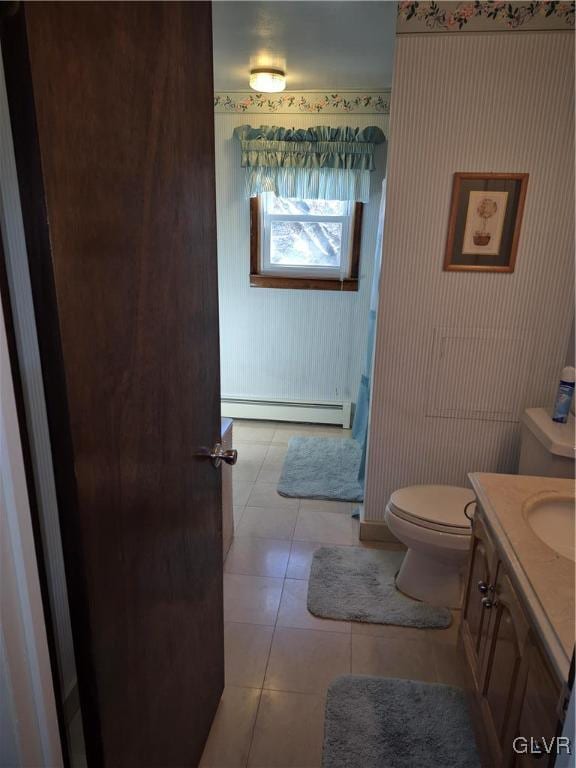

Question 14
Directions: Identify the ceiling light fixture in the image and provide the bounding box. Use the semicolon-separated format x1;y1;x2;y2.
249;67;286;93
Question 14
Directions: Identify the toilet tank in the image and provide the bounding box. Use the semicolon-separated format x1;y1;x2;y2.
518;408;575;478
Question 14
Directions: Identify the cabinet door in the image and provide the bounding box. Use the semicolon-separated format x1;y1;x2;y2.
512;644;563;768
481;571;531;767
462;514;499;687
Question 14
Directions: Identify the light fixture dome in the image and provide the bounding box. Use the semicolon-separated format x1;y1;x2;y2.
249;67;286;93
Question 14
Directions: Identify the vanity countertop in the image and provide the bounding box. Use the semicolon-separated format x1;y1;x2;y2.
469;472;575;681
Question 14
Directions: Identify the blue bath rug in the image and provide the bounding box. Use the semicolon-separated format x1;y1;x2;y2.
323;676;481;768
308;547;452;629
277;436;364;502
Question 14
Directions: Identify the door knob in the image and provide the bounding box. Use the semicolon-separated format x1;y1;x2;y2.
196;443;238;468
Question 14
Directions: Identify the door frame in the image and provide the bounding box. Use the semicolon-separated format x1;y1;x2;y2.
1;8;105;762
0;34;68;766
0;249;63;767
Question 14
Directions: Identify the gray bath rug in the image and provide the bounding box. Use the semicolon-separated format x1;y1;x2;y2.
323;676;480;768
308;547;452;629
277;436;364;502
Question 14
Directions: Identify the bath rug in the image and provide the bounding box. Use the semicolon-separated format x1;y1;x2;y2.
308;547;452;628
323;675;480;768
277;436;363;502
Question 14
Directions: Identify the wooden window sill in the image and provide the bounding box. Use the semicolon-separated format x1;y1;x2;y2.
249;274;359;292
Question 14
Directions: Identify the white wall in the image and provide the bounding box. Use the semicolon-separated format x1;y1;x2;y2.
365;31;574;522
215;111;388;406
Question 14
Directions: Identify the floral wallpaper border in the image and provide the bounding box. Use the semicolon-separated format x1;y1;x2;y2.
397;1;575;32
213;91;391;115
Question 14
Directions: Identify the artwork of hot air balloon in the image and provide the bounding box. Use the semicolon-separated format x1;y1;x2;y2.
473;197;498;246
444;173;529;273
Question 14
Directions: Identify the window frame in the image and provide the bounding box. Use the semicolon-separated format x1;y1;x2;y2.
249;195;363;291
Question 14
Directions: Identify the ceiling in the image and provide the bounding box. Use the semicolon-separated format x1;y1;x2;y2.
212;1;396;92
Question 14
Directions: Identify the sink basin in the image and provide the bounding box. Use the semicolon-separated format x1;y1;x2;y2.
523;491;576;561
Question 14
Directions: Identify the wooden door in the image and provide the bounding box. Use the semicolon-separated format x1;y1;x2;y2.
461;514;499;687
2;3;223;766
480;571;532;767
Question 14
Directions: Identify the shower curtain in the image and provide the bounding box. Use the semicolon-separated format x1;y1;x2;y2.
352;178;386;484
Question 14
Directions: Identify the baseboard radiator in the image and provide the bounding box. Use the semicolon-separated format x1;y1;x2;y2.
221;397;352;428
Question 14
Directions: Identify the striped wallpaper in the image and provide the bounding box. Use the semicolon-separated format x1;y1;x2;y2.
215;111;389;405
364;31;575;523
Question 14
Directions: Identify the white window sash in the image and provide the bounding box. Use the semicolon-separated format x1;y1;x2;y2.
260;196;354;280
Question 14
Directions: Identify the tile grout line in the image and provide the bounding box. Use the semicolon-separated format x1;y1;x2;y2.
259;685;329;700
245;514;287;768
234;431;273;768
245;434;284;767
243;683;264;768
245;487;312;764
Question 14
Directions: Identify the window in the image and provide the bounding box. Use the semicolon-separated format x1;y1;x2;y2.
250;192;363;290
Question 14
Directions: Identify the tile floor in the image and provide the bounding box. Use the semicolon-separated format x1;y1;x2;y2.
200;420;467;768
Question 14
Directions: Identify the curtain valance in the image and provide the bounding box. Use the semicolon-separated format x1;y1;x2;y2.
233;124;386;202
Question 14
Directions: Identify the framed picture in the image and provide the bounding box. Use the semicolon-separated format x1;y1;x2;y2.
444;173;529;273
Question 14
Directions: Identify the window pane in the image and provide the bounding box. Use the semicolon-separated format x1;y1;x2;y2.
270;221;342;267
266;195;347;216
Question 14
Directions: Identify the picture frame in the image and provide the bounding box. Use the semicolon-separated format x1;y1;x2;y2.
443;172;529;273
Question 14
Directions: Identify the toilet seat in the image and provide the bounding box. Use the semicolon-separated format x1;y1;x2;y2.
387;485;475;536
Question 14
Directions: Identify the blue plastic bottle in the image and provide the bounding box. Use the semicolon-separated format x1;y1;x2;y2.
552;366;575;423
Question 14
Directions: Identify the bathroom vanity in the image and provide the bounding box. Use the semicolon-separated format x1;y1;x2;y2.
462;473;575;768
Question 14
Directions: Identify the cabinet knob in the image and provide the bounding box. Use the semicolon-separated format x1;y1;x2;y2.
477;581;494;594
481;596;497;609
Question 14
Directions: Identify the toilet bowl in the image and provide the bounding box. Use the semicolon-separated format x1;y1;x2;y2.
385;485;475;609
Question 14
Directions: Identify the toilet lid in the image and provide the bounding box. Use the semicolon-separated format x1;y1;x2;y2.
388;485;475;534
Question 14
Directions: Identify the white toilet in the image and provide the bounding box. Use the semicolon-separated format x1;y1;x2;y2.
385;407;576;611
385;485;475;609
